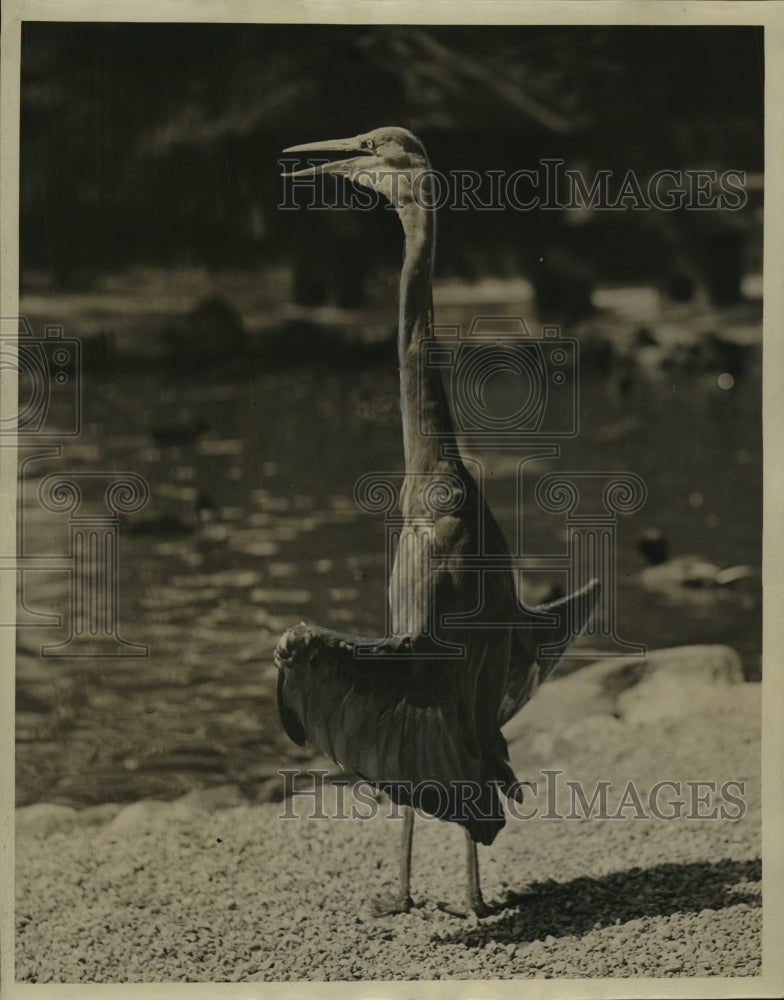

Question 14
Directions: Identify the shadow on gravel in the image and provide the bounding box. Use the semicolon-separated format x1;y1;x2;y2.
437;858;761;947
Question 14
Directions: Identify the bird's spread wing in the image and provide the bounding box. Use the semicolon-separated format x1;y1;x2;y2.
499;579;601;726
274;624;506;844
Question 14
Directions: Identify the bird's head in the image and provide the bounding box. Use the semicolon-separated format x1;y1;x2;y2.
282;126;431;211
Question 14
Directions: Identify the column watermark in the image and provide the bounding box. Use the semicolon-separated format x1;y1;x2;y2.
1;317;149;657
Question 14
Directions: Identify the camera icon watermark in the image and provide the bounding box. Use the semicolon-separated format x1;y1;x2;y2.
420;318;579;442
0;316;81;437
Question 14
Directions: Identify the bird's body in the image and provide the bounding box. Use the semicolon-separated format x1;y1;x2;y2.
274;127;598;914
278;467;531;846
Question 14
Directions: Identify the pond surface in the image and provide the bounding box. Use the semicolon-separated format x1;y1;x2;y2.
15;319;762;807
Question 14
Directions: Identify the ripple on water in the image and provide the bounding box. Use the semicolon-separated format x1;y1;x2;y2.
269;562;298;578
233;539;280;557
152;543;203;565
198;438;244;456
249;588;312;605
328;588;360;602
170;570;261;589
142;586;221;610
251;489;290;511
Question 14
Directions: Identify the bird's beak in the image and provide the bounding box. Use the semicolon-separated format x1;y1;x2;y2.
280;135;377;179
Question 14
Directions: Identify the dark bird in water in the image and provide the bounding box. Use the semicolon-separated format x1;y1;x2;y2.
274;127;599;917
638;528;754;593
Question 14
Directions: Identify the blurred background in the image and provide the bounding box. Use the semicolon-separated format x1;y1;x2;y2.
15;22;763;807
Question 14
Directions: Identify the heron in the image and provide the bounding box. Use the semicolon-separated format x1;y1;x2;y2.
274;126;599;917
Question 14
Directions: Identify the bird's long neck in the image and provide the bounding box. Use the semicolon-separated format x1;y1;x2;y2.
397;201;461;477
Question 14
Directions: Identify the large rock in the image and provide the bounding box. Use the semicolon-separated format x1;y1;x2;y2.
75;803;124;827
16;803;78;838
504;644;745;758
615;644;744;725
104;798;204;835
176;784;248;812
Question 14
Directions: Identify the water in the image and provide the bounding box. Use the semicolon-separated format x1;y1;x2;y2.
15;339;762;807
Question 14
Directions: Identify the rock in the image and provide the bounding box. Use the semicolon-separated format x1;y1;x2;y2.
503;659;625;750
641;644;742;684
617;645;744;726
561;714;628;747
253;777;286;804
16;803;78;838
177;785;248;812
505;645;745;749
75;803;124;827
105;799;174;833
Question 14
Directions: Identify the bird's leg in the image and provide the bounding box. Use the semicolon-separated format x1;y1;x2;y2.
371;805;415;917
436;830;492;918
399;803;414;905
465;831;492;918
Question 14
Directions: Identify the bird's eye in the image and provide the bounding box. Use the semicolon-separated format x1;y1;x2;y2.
362;138;375;151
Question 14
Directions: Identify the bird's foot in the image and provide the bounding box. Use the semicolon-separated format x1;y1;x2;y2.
369;893;414;918
437;899;493;919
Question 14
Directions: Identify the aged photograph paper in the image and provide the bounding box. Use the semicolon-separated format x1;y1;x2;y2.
1;2;782;996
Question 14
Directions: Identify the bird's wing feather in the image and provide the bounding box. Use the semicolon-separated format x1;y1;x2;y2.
274;624;505;843
499;579;601;726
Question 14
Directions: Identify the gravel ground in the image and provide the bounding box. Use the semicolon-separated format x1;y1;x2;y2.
15;645;762;983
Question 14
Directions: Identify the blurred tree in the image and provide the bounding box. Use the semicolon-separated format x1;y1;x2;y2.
20;23;763;309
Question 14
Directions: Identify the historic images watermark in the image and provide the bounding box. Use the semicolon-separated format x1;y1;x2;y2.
278;769;748;823
1;316;149;656
279;161;749;212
